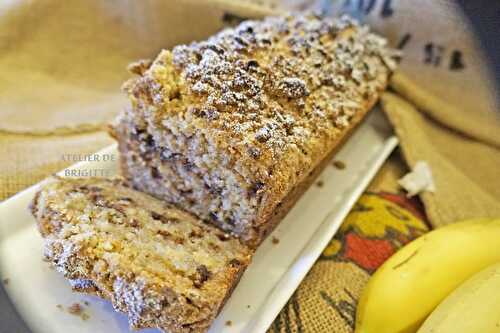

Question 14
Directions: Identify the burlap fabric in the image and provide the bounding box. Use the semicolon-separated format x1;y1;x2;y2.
381;91;500;226
269;190;428;333
0;0;273;134
0;132;113;200
1;1;499;332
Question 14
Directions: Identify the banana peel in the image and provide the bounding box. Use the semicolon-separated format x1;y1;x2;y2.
355;218;500;333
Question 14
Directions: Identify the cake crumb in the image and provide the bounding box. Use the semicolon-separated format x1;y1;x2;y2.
67;303;83;315
271;237;280;245
66;302;90;321
225;320;233;326
332;160;346;170
316;180;324;187
2;278;9;285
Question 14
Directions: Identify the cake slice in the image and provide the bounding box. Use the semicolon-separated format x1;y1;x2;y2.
111;13;398;247
31;177;251;333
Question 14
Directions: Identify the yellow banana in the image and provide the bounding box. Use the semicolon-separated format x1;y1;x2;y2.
417;262;500;333
355;218;500;333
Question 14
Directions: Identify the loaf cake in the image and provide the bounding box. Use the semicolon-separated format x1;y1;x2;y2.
111;13;398;246
31;177;251;333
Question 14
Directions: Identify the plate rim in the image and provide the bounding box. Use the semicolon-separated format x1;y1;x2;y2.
0;125;398;333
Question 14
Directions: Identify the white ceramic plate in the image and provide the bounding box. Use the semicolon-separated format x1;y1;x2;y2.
0;109;397;333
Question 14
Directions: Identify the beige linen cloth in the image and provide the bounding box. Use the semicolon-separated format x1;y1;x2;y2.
1;0;499;332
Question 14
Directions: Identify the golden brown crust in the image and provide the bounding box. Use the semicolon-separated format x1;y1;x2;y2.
249;98;372;246
31;177;252;333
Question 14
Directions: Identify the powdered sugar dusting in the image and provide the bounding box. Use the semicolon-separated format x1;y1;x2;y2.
35;177;251;332
136;13;398;162
276;77;309;99
120;13;398;244
69;278;97;290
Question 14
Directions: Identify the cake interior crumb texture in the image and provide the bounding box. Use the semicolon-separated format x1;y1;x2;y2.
31;177;251;333
112;13;398;247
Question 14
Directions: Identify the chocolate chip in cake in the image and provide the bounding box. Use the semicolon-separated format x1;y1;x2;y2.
228;259;242;268
193;265;212;288
144;135;155;148
247;59;260;69
183;161;195;171
151;167;161;179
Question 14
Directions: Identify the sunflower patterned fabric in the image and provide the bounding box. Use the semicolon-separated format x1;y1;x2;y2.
269;192;429;333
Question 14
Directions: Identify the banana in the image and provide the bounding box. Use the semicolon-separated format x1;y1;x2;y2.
418;262;500;333
355;218;500;333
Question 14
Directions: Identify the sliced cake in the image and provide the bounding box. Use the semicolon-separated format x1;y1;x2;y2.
31;177;252;333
